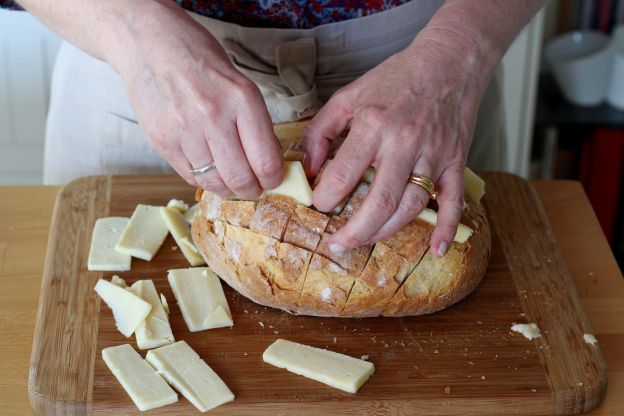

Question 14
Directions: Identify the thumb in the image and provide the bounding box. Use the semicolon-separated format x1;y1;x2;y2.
303;94;351;177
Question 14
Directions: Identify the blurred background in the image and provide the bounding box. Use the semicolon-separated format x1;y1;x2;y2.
0;0;623;267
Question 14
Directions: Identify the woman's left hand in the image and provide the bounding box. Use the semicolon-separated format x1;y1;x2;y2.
303;35;491;258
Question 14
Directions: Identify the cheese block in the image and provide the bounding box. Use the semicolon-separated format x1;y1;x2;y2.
160;293;170;315
417;208;473;243
129;280;175;350
263;339;375;393
146;341;235;412
115;204;169;261
94;279;152;337
464;167;486;203
167;199;189;213
87;217;131;271
102;344;178;411
183;203;200;224
263;161;312;207
161;207;206;267
167;268;233;331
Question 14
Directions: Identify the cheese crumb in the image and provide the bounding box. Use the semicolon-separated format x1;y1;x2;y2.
361;355;369;361
583;333;598;346
511;323;541;340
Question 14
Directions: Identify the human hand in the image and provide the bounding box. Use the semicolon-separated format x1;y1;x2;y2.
304;36;491;257
112;1;283;199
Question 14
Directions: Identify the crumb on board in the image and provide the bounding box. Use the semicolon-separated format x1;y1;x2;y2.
583;333;598;346
259;322;264;328
361;355;369;361
444;386;451;395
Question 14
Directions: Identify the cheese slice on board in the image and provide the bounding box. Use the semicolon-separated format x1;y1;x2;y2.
87;217;131;271
146;341;234;412
102;344;178;411
183;203;200;224
115;204;169;261
167;199;189;213
160;293;170;315
111;275;128;288
167;268;233;331
129;280;175;350
94;279;151;337
263;339;375;393
161;207;206;267
264;161;312;206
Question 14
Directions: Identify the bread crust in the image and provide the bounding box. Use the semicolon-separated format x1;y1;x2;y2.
192;183;491;318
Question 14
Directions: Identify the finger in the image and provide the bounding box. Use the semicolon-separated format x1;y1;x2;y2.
303;92;351;177
328;150;414;252
368;157;436;243
312;123;376;213
236;85;284;190
180;135;232;197
430;165;465;258
206;122;262;200
157;144;200;187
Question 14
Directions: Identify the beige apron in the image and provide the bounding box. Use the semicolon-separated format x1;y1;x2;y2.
43;0;505;184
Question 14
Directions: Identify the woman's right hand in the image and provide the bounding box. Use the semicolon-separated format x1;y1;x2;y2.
109;0;284;199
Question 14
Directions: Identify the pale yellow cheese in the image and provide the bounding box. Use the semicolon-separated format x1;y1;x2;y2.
417;208;473;243
102;344;178;411
146;341;235;412
464;167;486;203
94;279;152;337
115;205;169;261
88;217;131;271
264;161;312;206
160;293;170;315
166;199;189;213
284;149;305;162
183;203;200;224
160;207;206;267
111;275;128;288
273;119;308;141
263;339;375;393
129;280;175;350
511;323;542;340
167;268;233;331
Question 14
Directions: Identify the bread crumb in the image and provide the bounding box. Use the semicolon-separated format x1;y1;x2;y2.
259;322;264;328
361;355;369;361
531;388;537;393
468;361;474;365
333;337;337;343
481;376;486;380
244;310;248;314
583;333;598;346
444;386;451;395
243;352;248;356
273;330;279;334
434;349;439;354
171;245;178;251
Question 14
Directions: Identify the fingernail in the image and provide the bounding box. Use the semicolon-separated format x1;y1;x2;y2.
329;243;346;254
437;241;448;257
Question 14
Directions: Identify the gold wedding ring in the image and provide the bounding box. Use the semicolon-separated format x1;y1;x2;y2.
408;174;437;200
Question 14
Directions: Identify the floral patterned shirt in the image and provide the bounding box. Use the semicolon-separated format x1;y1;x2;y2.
1;1;411;28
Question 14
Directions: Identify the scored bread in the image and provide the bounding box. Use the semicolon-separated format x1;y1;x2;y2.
191;123;491;318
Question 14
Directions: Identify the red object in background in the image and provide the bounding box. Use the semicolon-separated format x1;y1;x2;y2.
579;128;624;243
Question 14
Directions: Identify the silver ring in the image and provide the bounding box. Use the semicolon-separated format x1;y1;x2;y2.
190;162;216;176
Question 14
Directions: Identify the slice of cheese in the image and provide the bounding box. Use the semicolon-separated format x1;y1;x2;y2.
264;161;312;206
167;268;233;331
129;280;175;350
115;204;169;261
263;339;375;393
160;207;206;267
284;149;305;162
146;341;234;412
464;167;486;203
111;275;128;288
102;344;178;411
88;217;131;271
94;279;152;337
273;119;309;141
167;199;189;213
183;203;200;224
160;293;170;315
417;208;473;243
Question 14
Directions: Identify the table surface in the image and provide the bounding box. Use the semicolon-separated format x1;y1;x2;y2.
0;181;622;416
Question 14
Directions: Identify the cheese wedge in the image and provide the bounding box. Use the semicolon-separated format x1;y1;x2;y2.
183;203;200;224
417;208;473;243
464;167;486;203
88;217;131;271
111;275;128;288
129;280;175;350
263;339;375;393
115;204;169;261
160;207;206;267
264;161;312;206
94;279;152;337
102;344;178;411
146;341;235;412
284;149;305;162
160;293;170;315
167;268;233;331
167;199;189;213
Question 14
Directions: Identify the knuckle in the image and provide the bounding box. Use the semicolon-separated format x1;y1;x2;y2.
400;191;428;218
226;171;257;191
370;189;400;217
254;155;282;180
340;231;366;248
324;168;354;194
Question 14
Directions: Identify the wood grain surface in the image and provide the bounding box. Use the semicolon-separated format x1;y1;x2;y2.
4;174;617;415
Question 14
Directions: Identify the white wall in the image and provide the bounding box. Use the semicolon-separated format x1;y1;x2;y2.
0;10;61;184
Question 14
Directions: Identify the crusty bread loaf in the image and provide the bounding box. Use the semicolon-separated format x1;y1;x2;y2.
191;173;491;318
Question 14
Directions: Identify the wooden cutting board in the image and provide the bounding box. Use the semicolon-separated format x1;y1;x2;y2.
28;173;607;415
